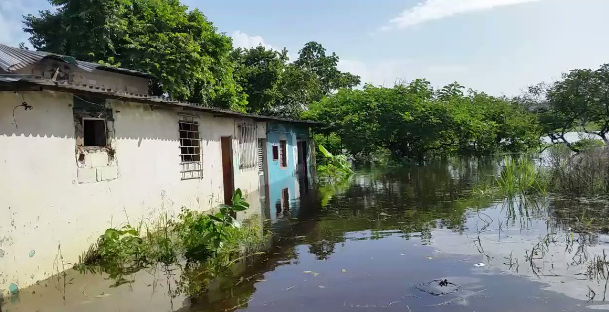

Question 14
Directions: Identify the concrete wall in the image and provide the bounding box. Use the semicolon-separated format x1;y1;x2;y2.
0;91;264;293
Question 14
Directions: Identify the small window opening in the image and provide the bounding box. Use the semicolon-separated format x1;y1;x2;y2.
83;119;107;147
280;140;287;167
272;145;279;161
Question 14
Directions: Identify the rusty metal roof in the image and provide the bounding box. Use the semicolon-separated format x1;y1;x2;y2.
0;44;155;79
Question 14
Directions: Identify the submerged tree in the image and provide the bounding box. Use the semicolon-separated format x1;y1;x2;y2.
529;64;609;150
23;0;246;110
306;80;541;163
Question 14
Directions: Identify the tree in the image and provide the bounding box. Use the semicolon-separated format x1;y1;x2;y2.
306;80;541;163
293;41;360;102
231;46;287;114
528;64;609;151
23;0;246;110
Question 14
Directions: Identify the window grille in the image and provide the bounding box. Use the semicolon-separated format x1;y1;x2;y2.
257;139;265;172
179;115;202;179
239;123;257;169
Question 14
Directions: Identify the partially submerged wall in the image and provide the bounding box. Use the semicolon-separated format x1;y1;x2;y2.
0;91;264;293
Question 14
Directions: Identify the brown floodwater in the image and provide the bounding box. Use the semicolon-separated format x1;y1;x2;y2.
4;158;609;312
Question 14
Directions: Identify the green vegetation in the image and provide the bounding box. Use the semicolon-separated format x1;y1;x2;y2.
76;189;268;286
496;156;547;198
522;64;609;152
305;81;541;164
24;2;358;116
316;144;353;183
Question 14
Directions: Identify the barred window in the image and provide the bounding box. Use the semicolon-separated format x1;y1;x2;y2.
239;123;257;169
257;139;265;172
179;115;202;180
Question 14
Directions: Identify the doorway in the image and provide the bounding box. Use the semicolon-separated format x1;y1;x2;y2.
297;140;308;178
221;136;234;204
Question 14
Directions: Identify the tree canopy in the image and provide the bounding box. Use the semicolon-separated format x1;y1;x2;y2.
24;0;246;110
524;64;609;150
305;80;541;163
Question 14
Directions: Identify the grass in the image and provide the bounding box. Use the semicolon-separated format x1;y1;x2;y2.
496;156;547;198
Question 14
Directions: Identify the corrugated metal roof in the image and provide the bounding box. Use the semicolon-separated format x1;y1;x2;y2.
0;44;154;79
0;76;322;126
0;45;48;72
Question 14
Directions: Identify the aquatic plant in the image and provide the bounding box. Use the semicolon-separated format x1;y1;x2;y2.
496;156;547;198
317;144;354;182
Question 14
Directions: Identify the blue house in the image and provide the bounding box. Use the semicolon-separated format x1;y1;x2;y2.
263;122;316;220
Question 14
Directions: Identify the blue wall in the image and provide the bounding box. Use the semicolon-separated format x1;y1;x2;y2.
265;122;312;220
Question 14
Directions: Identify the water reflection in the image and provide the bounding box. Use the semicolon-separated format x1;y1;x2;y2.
6;158;609;311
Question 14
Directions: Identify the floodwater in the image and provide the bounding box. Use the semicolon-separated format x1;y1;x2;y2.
4;158;609;311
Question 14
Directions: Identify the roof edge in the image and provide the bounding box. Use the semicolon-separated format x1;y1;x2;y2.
0;78;323;126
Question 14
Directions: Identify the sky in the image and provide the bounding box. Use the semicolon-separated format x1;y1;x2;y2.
2;0;609;96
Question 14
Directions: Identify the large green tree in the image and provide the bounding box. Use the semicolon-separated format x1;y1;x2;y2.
23;0;246;110
230;46;288;114
271;41;360;118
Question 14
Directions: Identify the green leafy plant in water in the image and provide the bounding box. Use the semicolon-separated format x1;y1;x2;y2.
317;144;354;182
77;189;256;285
174;189;249;261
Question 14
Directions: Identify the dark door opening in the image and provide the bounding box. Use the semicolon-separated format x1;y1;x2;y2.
298;140;308;178
221;136;234;205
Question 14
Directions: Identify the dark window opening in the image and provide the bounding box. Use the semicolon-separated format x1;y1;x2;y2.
83;119;107;147
280;140;287;167
272;145;279;161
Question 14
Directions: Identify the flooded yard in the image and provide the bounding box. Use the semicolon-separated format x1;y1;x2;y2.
4;159;609;311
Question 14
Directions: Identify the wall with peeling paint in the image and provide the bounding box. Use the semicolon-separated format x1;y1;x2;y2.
0;91;265;294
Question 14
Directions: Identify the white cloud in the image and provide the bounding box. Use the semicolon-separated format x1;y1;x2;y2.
382;0;542;31
231;31;275;50
338;58;469;88
230;31;293;61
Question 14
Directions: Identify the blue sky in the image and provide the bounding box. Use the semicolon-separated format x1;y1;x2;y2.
2;0;609;96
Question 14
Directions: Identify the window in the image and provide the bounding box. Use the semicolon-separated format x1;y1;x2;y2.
272;145;279;161
280;140;287;167
83;119;107;147
238;123;257;169
179;115;202;180
257;139;265;172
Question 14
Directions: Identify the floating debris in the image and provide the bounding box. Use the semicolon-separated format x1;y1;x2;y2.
342;269;347;273
303;271;319;276
415;279;461;296
474;263;486;267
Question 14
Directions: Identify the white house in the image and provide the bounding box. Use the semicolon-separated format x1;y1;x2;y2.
0;44;316;293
